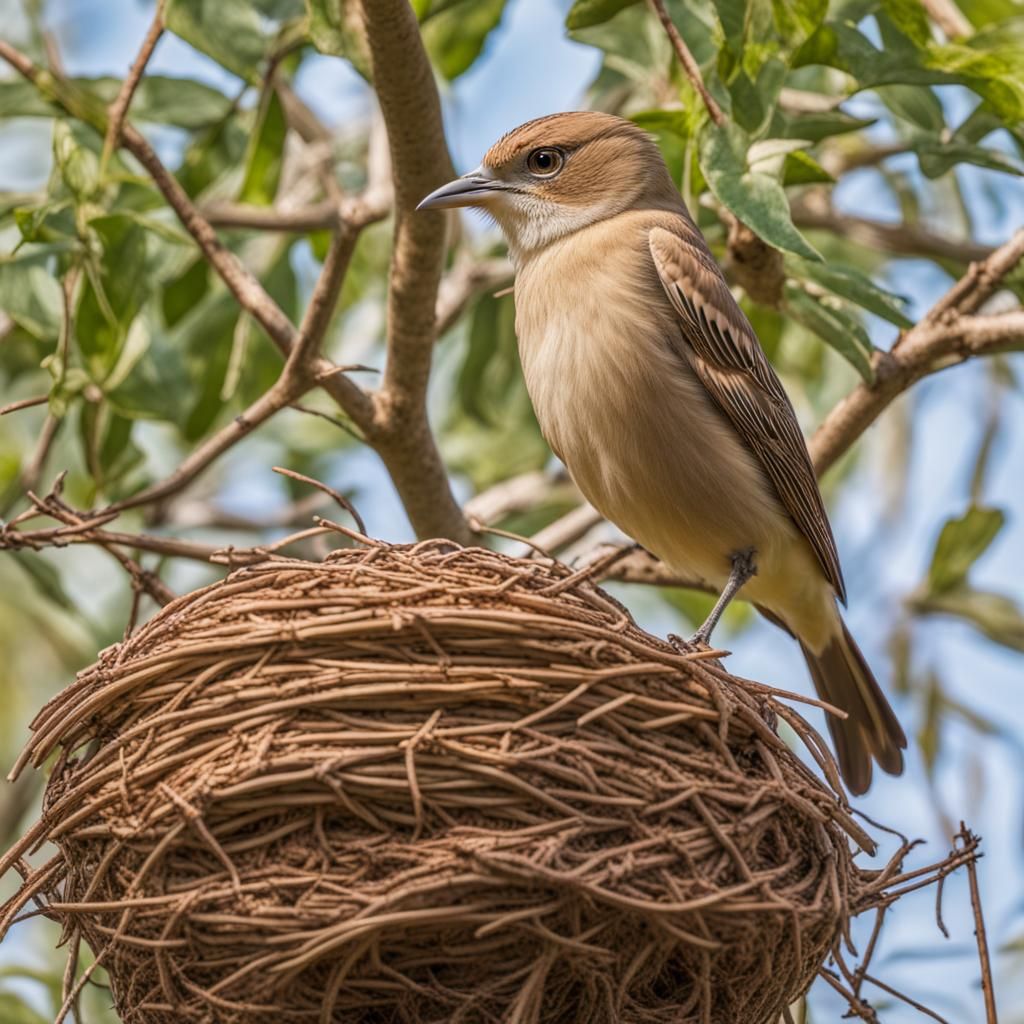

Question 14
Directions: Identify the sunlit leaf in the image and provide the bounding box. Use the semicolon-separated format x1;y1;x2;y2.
783;281;874;380
565;0;640;30
927;505;1005;593
880;0;933;48
166;0;268;80
305;0;371;78
76;214;189;380
771;0;827;43
0;251;64;339
239;84;287;206
424;0;507;79
699;122;821;261
915;586;1024;653
781;149;834;185
786;257;913;327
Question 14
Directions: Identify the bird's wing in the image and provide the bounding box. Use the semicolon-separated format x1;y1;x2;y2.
648;224;846;603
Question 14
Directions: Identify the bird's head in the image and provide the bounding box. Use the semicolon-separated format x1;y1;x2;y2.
417;111;682;260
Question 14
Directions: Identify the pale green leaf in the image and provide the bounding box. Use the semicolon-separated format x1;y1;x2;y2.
927;505;1005;593
566;0;640;30
699;122;822;261
239;85;287;206
784;281;875;380
786;257;913;327
423;0;507;79
166;0;268;80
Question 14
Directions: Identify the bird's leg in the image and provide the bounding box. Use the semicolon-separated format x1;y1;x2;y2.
687;547;757;647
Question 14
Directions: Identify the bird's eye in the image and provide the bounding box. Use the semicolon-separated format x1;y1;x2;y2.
526;148;564;177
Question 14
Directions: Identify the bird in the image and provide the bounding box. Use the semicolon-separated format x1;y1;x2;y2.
417;111;906;794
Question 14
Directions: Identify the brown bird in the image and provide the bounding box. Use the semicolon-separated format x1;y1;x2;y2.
418;111;906;793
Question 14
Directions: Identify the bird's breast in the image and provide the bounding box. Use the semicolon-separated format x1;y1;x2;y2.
512;217;795;587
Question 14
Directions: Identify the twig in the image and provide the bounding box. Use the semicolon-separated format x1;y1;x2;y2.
791;197;994;266
203;199;340;233
0;395;48;416
434;257;514;337
272;466;367;536
101;0;164;170
647;0;725;126
958;824;999;1024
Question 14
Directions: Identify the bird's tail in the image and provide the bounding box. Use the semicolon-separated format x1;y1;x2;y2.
799;619;906;796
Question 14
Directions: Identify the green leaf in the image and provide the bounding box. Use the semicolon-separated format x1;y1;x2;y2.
786;257;913;327
566;0;640;30
305;0;372;78
781;149;834;185
927;505;1005;593
0;992;50;1024
630;109;691;139
880;0;933;48
0;77;58;118
0;75;233;129
162;259;210;328
784;281;875;381
52;119;100;200
698;122;822;261
166;0;269;80
711;0;749;50
915;138;1023;177
727;57;787;135
424;0;507;79
774;109;876;141
876;83;945;130
239;85;287;206
77;213;189;379
771;0;827;43
0;252;64;339
79;402;145;492
14;200;77;243
916;587;1024;653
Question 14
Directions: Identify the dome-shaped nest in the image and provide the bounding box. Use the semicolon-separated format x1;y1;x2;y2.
0;539;877;1023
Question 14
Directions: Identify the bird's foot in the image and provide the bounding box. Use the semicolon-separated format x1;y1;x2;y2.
668;632;706;653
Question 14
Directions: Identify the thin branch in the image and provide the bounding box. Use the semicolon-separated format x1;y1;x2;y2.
791;197;994;266
19;415;61;496
958;825;999;1024
203;199;340;233
463;469;571;525
356;0;470;543
647;0;725;126
101;0;164;170
810;231;1024;475
272;466;366;536
0;395;48;416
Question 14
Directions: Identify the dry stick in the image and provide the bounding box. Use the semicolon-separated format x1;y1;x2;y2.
647;0;725;126
0;394;48;416
958;824;999;1024
272;466;367;536
100;0;164;172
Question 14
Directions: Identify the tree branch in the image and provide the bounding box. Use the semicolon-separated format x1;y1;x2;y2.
791;196;994;265
647;0;725;126
203;199;340;232
101;0;164;170
356;0;470;543
809;231;1024;475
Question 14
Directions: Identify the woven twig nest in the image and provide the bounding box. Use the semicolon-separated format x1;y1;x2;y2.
2;539;880;1023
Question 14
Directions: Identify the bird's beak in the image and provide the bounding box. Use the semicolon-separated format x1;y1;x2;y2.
416;166;505;211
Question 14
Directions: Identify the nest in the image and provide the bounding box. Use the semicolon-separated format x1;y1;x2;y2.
1;539;882;1023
